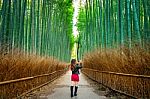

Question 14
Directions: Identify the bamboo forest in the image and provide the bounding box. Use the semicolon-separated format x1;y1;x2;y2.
0;0;150;98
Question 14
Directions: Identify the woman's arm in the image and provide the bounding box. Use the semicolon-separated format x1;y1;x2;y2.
76;64;82;69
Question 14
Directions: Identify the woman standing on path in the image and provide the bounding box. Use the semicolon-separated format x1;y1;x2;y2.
70;59;82;98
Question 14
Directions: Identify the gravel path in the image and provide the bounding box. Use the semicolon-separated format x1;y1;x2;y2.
26;71;109;99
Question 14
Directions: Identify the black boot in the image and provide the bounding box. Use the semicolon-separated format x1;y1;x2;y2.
70;86;74;97
74;86;78;96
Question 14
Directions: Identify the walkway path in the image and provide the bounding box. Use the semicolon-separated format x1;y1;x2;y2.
27;71;108;99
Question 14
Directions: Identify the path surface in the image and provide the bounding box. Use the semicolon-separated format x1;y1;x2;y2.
28;71;108;99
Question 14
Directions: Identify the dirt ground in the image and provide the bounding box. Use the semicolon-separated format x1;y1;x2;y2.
22;71;134;99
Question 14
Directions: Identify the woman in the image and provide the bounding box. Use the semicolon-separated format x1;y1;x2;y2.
70;59;82;97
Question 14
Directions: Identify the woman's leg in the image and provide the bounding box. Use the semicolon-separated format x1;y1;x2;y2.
71;81;76;86
74;81;79;96
70;81;75;97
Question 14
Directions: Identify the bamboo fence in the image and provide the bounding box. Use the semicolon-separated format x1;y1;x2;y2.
82;68;150;99
0;70;66;99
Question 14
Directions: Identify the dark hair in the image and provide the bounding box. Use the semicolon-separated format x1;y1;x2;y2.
71;59;76;71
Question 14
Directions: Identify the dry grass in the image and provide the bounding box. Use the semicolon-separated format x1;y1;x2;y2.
82;46;150;98
0;49;66;82
0;48;67;98
83;46;150;75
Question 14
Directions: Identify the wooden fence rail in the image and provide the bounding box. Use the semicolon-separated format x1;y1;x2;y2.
0;69;66;99
82;68;150;99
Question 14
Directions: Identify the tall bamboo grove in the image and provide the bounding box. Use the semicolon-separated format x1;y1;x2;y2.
0;0;74;62
77;0;150;59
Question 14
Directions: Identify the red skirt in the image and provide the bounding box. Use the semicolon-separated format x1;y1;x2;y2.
71;74;79;81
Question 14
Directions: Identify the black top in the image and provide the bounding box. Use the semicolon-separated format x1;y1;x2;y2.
72;64;82;74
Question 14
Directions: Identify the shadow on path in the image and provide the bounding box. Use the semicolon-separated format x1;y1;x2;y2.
28;71;108;99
